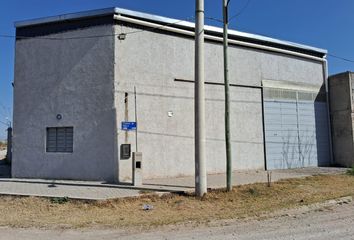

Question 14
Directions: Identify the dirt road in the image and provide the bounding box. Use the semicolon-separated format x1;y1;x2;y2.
1;200;353;240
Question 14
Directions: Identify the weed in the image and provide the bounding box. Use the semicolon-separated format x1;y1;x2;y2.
139;189;154;194
347;166;354;176
248;188;259;196
50;196;69;204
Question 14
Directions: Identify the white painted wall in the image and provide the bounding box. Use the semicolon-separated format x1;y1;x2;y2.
114;23;324;180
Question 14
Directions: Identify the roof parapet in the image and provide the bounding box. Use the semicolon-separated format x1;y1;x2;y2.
14;7;327;56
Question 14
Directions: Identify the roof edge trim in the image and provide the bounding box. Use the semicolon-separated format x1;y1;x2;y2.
14;7;327;56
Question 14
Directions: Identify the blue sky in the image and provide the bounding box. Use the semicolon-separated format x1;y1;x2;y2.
1;0;354;140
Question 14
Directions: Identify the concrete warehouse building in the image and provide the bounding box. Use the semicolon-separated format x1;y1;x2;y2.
12;7;332;182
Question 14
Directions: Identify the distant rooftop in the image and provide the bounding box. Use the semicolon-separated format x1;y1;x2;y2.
14;7;327;57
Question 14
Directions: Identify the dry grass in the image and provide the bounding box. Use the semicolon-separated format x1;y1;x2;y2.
0;174;354;229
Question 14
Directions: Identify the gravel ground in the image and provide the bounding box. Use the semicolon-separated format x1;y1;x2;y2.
0;197;353;240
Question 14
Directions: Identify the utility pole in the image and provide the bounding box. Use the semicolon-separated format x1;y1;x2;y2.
6;126;12;164
195;0;207;197
134;86;138;152
223;0;232;191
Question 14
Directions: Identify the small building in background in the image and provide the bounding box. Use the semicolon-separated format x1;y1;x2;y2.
329;72;354;167
12;8;333;182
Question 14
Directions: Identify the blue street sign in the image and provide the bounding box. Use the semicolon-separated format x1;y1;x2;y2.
121;121;137;131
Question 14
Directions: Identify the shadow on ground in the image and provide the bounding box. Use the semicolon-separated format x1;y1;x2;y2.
0;177;188;194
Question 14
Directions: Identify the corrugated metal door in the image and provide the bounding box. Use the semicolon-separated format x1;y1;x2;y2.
313;101;331;166
264;88;330;169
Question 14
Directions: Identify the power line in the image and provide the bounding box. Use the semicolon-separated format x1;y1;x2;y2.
0;16;195;41
0;111;7;119
229;0;251;21
1;12;354;65
0;103;11;117
0;120;9;127
205;16;223;23
200;19;354;65
205;0;251;24
327;53;354;63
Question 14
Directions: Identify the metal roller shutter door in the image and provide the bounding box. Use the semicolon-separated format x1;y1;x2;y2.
264;89;330;170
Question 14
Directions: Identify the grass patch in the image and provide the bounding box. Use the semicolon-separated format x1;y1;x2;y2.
139;189;154;194
50;196;69;204
247;187;260;196
0;174;353;229
347;166;354;176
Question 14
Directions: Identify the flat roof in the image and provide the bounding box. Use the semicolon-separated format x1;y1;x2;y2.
14;7;327;56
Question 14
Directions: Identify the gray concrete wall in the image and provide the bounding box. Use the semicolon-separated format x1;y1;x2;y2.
12;18;326;182
12;23;118;181
114;23;325;180
329;72;354;167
